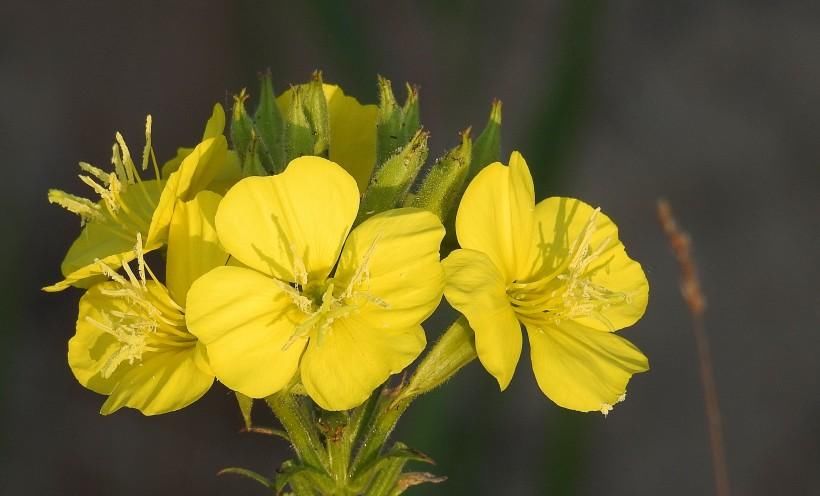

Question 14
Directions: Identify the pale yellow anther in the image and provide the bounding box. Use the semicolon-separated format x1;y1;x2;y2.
78;162;111;184
47;189;102;223
141;115;153;172
114;132;138;184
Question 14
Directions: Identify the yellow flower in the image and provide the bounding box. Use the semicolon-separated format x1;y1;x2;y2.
46;105;236;291
68;191;228;415
277;84;378;191
442;152;649;414
185;156;444;411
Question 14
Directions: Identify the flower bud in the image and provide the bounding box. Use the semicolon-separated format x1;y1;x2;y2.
358;129;428;222
376;76;420;165
254;71;285;173
406;129;472;222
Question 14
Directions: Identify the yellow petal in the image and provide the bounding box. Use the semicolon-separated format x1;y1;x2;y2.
442;249;522;390
335;208;445;329
300;317;426;411
278;84;377;190
528;197;649;331
185;266;306;398
160;146;192;178
70;283;211;415
100;348;214;415
69;284;134;394
455;151;535;281
526;320;649;413
166;191;229;305
146;135;228;247
215;157;359;283
326;86;378;191
202;103;226;140
46;180;164;292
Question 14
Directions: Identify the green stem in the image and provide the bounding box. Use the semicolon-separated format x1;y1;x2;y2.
351;317;477;479
350;394;410;479
265;392;328;471
321;411;353;493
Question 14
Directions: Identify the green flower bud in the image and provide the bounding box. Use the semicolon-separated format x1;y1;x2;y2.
406;129;472;222
376;76;421;165
358;129;428;223
254;71;285;173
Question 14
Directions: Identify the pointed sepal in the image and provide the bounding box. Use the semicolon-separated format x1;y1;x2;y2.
375;77;421;166
358;129;429;223
468;99;502;180
406;128;472;222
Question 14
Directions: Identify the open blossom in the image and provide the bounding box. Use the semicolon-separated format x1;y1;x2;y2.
443;152;649;414
46;105;239;291
185;156;444;411
68;191;227;415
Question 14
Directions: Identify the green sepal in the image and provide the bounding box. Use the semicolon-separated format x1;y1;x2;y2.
217;467;273;489
235;391;254;430
358;129;429;223
400;83;420;144
375;77;421;166
284;85;315;164
406;129;472;222
467;99;502;181
254;71;285;173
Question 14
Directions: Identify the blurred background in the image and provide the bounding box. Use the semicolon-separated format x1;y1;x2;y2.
2;0;818;494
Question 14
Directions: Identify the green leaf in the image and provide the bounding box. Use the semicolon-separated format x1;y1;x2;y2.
354;442;435;485
217;467;273;489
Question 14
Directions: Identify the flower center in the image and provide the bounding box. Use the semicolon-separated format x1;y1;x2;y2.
85;234;194;378
506;208;631;331
279;236;388;350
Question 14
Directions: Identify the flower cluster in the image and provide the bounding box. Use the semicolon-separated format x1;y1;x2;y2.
48;75;649;420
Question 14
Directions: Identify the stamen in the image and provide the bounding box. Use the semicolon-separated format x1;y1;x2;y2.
47;189;102;223
507;208;629;330
86;236;194;377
